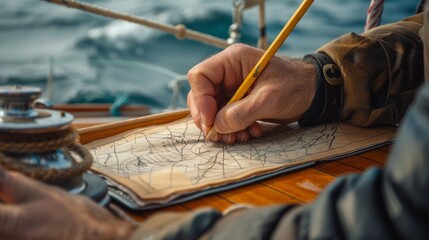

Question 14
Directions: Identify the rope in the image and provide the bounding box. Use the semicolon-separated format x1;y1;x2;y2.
0;127;93;182
41;0;229;49
0;143;93;182
365;0;385;32
257;0;268;49
0;129;79;154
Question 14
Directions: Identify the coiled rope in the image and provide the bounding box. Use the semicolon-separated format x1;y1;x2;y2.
0;127;92;182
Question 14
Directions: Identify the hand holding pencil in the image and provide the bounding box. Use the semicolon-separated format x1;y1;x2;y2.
187;0;315;144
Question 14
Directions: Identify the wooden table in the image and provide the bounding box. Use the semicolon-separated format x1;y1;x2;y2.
74;118;391;222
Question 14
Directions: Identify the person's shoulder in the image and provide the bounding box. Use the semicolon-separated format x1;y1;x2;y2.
401;13;423;24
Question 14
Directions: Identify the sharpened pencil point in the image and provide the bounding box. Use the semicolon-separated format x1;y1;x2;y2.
205;127;217;141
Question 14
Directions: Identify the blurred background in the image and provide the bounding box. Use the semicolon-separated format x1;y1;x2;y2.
0;0;420;113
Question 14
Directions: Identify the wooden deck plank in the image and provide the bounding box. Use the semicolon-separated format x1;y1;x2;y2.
312;161;361;177
182;195;234;212
261;168;336;203
338;155;384;170
359;149;389;164
219;183;302;206
379;144;392;153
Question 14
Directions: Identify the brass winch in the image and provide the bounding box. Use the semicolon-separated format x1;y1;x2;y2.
0;85;109;205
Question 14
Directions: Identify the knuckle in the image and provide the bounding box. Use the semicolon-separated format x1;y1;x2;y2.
227;43;248;55
187;69;200;84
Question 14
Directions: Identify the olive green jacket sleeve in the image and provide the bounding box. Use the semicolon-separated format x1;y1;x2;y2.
318;14;424;126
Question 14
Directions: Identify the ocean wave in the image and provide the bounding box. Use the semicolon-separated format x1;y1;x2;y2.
73;7;233;66
0;0;420;109
0;1;105;30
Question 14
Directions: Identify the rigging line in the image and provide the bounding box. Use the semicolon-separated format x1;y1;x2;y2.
365;0;384;32
41;0;230;49
257;0;268;49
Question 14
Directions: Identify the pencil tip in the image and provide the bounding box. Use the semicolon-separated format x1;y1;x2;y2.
205;128;217;141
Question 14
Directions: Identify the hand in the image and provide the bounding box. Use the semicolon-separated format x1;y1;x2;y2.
187;44;316;144
0;168;136;240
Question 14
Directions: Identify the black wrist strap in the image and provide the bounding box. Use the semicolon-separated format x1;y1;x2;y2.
298;53;344;126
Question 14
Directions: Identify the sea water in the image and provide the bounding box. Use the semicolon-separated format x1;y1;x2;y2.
0;0;420;112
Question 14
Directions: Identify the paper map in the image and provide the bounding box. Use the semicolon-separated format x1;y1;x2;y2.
86;119;395;205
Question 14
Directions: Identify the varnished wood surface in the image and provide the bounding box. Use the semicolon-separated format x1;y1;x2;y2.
78;109;190;144
74;120;391;221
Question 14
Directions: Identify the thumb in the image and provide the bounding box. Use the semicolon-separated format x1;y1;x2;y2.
214;96;261;134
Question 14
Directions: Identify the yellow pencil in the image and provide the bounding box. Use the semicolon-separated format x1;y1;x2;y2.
206;0;314;140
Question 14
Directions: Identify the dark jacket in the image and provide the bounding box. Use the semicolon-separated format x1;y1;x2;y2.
130;9;428;240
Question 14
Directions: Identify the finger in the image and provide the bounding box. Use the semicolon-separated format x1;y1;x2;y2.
0;168;46;203
214;93;263;134
0;204;22;239
212;125;260;144
187;90;203;131
247;122;263;139
188;45;244;90
187;75;218;131
220;133;237;145
236;130;250;143
188;59;222;130
187;45;250;131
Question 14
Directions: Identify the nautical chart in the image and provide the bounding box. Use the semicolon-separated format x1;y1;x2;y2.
86;118;395;202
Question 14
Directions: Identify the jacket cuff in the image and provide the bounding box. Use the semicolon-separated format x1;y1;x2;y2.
298;53;344;126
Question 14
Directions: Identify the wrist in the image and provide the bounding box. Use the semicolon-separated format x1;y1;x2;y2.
284;58;317;122
298;53;344;126
298;60;317;117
